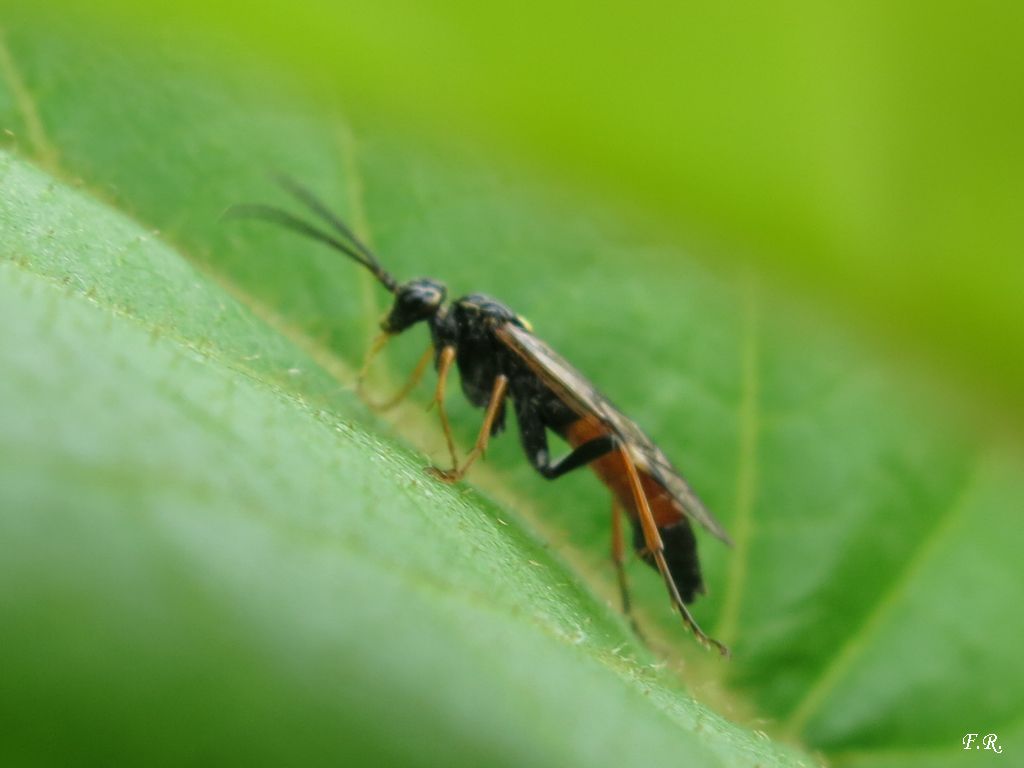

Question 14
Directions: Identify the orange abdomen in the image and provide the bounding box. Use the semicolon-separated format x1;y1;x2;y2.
565;417;683;529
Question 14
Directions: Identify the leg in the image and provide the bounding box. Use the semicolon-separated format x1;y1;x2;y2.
514;398;617;480
427;345;460;471
429;374;509;483
611;498;631;613
358;331;434;411
539;434;617;479
611;499;644;639
368;346;432;411
619;446;729;656
356;331;391;399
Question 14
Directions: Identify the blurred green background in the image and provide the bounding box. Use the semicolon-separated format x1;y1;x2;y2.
0;2;1021;767
56;0;1024;434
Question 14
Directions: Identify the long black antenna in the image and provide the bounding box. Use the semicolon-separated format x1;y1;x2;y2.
225;180;398;293
273;175;376;262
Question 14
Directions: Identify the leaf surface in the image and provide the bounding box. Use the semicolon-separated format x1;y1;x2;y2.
0;14;1021;768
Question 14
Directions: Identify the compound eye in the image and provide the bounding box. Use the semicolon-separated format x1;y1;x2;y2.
400;289;427;308
417;287;442;307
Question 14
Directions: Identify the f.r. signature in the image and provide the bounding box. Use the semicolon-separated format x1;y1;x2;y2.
963;733;1003;754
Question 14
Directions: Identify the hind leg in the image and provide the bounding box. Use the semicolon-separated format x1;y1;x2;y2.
611;498;646;639
619;447;728;656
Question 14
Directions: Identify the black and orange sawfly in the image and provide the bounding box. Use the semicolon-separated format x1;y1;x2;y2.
229;178;733;654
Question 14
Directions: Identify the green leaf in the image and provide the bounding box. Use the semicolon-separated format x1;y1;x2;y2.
1;12;1022;768
0;143;810;768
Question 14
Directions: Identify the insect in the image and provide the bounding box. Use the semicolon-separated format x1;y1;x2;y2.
229;177;732;654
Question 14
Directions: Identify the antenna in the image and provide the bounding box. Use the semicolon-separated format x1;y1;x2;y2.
225;178;398;292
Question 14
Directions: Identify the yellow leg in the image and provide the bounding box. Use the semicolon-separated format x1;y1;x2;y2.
429;374;508;483
358;340;433;412
619;446;728;656
356;331;391;400
611;499;645;639
427;345;460;471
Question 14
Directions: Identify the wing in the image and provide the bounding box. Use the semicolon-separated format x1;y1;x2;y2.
496;322;732;545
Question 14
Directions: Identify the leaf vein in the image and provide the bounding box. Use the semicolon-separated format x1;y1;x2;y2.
0;29;59;172
337;119;387;345
781;466;979;738
714;275;760;645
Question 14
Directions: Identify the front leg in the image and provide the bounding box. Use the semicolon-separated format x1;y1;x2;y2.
427;345;460;471
429;373;509;483
357;333;434;412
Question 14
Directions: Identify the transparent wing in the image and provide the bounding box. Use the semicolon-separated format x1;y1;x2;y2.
496;323;732;545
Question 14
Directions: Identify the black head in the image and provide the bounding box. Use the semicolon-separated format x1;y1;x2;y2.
383;278;447;334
